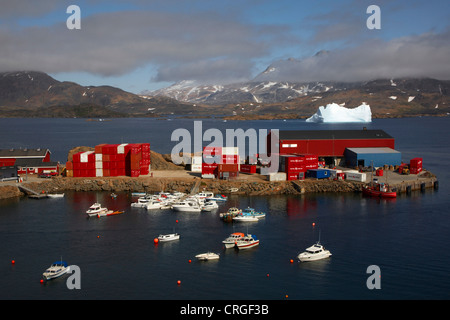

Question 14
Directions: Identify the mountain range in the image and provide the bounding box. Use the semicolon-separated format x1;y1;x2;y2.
0;63;449;119
0;71;196;117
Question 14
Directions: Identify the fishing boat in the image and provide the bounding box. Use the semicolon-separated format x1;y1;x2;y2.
195;252;220;261
86;203;109;217
219;207;242;222
222;232;245;248
235;234;260;250
42;260;70;280
362;183;397;198
171;200;202;212
362;161;397;198
298;242;332;262
201;200;219;211
158;233;180;242
232;208;264;222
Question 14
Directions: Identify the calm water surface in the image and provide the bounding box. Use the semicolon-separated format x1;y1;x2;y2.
0;116;449;300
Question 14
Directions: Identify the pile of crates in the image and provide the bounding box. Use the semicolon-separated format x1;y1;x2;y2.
66;143;151;177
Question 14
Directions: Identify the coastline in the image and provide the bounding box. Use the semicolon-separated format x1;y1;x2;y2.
0;169;438;200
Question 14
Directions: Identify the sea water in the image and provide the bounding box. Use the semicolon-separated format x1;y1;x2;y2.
0;116;449;300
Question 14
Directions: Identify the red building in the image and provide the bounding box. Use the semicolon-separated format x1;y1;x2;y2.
268;129;395;162
0;148;59;175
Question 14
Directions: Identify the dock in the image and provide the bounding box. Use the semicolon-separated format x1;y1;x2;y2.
17;184;48;199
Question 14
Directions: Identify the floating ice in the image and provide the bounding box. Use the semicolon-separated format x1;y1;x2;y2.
306;103;372;123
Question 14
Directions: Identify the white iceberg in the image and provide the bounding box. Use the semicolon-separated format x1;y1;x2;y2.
306;103;372;123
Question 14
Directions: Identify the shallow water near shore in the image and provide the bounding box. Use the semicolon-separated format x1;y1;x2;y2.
0;116;449;299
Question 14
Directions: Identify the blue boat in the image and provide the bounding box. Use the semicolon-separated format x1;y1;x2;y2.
233;207;266;222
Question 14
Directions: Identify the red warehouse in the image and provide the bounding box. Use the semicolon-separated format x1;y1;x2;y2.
267;129;395;164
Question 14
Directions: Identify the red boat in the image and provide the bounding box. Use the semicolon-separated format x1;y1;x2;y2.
362;183;397;198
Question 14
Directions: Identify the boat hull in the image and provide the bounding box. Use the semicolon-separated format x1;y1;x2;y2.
43;266;70;280
236;240;259;250
298;251;331;262
362;187;397;198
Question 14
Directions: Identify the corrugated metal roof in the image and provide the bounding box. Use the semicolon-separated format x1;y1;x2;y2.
346;147;400;154
275;130;393;140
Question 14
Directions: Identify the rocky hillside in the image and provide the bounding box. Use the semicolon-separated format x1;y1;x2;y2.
0;71;196;117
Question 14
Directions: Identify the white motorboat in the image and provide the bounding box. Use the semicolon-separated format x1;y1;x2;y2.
146;200;165;210
86;203;109;217
47;193;64;198
201;200;219;212
235;234;260;250
207;194;227;202
297;242;332;262
222;232;245;249
171;200;202;212
195;252;220;261
158;233;180;242
131;197;152;208
232;215;258;222
42;260;70;280
196;191;215;199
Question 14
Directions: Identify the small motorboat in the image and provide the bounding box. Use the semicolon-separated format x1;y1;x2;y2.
196;191;215;199
42;260;70;280
219;207;242;222
106;210;124;217
242;207;265;219
47;193;64;198
232;214;258;222
207;194;227;202
171;200;202;212
201;200;219;212
195;252;220;261
110;193;117;199
158;233;180;242
146;200;165;210
86;203;109;217
222;232;245;248
362;183;397;198
297;242;332;262
235;234;260;250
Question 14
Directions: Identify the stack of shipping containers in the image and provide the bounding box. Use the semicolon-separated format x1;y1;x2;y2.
66;143;151;178
201;146;239;179
409;157;423;174
280;154;319;180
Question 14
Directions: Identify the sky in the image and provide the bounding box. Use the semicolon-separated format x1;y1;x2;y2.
0;0;449;93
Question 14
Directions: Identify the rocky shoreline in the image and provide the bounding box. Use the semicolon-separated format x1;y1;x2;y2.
0;175;364;200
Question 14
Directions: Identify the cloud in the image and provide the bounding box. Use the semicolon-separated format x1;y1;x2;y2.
256;29;450;82
0;8;277;82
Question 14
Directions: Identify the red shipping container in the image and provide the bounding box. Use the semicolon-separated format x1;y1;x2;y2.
95;144;106;154
66;161;73;170
203;146;222;157
286;165;306;173
240;164;256;173
218;164;239;172
410;167;423;174
140;167;149;175
130;170;140;177
103;169;110;177
410;157;423;168
142;151;150;160
221;155;239;164
140;143;150;152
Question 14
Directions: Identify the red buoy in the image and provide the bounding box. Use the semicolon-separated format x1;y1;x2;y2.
153;238;159;244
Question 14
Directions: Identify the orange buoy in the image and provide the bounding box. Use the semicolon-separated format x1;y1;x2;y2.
312;222;316;227
177;280;181;285
40;279;44;284
11;259;15;265
290;259;294;264
188;259;192;263
153;238;159;244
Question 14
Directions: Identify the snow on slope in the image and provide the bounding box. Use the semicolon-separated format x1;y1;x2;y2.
306;103;372;123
